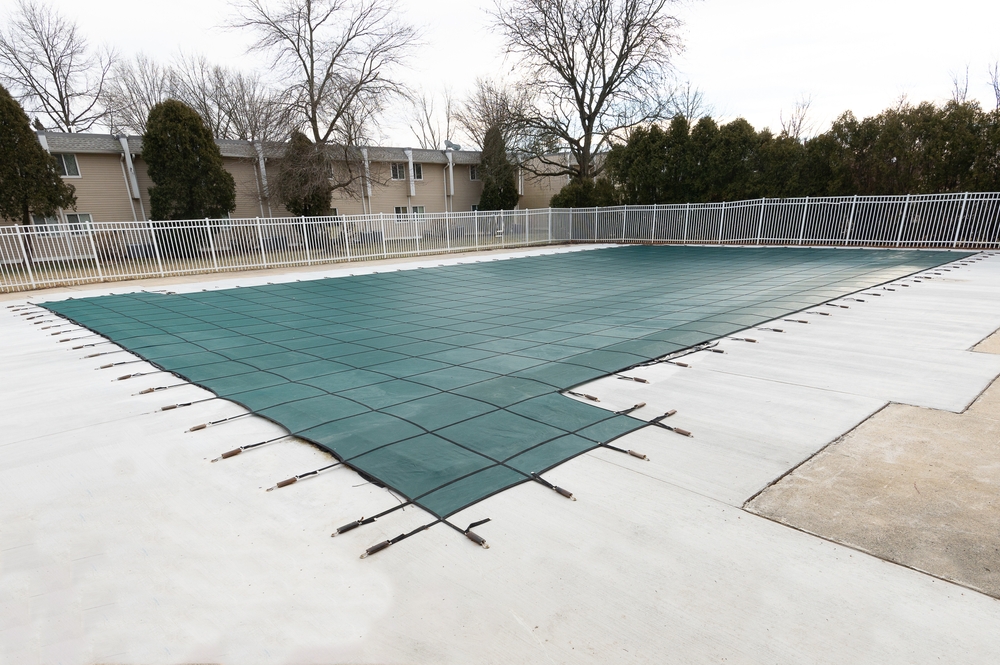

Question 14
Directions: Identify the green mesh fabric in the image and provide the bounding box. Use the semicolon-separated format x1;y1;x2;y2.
41;245;965;518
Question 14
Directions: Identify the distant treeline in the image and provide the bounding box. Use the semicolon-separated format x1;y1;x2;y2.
553;101;1000;206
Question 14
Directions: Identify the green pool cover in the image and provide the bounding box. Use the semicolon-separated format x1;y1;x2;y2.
42;246;965;519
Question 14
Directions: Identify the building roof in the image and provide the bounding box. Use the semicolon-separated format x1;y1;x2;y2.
38;131;484;164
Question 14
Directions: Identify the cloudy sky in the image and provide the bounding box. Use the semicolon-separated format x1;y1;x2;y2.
37;0;1000;143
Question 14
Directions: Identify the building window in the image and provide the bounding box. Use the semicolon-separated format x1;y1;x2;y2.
65;213;92;233
471;204;479;212
32;213;90;235
394;206;426;223
391;162;423;180
470;165;479;181
32;215;60;236
54;153;80;177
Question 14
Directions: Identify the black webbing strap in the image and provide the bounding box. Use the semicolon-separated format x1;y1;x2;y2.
212;434;292;462
531;473;575;500
442;517;492;549
332;500;413;537
267;461;343;491
360;519;441;559
600;441;648;460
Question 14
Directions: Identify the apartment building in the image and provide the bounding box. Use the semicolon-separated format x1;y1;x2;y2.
12;132;569;227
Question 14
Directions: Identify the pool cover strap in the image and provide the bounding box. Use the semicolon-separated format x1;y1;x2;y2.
361;519;441;558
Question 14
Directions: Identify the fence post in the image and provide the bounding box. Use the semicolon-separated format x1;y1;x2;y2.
445;210;451;251
718;202;726;244
206;218;219;271
952;192;969;248
546;208;552;243
255;216;268;267
302;216;312;265
343;218;352;261
621;206;627;242
683;203;690;244
649;204;657;243
85;218;104;280
379;212;388;258
474;210;480;250
895;194;911;247
148;220;165;276
798;197;809;245
14;225;36;289
845;195;857;246
593;208;598;241
755;198;766;245
415;213;422;255
525;208;529;246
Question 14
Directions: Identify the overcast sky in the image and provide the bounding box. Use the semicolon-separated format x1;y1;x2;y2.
42;0;1000;144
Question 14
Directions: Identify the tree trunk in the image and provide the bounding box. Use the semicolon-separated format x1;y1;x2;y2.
20;202;35;264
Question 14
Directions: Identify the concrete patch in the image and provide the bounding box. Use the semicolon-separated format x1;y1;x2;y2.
747;345;1000;598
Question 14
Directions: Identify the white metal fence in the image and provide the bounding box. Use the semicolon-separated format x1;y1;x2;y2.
2;192;998;293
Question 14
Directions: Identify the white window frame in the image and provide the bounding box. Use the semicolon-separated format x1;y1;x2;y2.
64;213;92;234
391;163;406;180
394;206;426;223
469;165;479;181
54;153;81;177
471;204;479;212
32;212;90;236
412;163;423;180
32;214;60;236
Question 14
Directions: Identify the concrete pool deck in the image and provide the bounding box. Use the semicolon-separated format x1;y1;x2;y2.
2;245;999;664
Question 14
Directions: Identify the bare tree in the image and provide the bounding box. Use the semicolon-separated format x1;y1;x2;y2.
780;95;813;140
0;0;114;132
172;53;234;140
230;0;417;150
454;78;533;150
102;53;176;135
989;61;1000;111
670;81;711;120
408;88;454;150
492;0;681;180
215;69;291;143
950;65;969;103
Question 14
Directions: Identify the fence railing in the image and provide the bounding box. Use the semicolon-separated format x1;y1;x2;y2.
2;192;998;293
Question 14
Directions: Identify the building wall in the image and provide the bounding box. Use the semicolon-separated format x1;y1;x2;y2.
453;164;485;212
520;171;568;209
68;153;139;223
2;133;574;227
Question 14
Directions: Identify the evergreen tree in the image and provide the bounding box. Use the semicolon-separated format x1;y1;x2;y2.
0;84;75;225
142;99;236;220
273;131;333;217
478;124;519;211
549;177;618;207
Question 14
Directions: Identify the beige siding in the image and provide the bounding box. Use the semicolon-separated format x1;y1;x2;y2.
130;158;154;221
520;172;569;209
229;159;268;219
66;153;138;223
452;164;484;212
